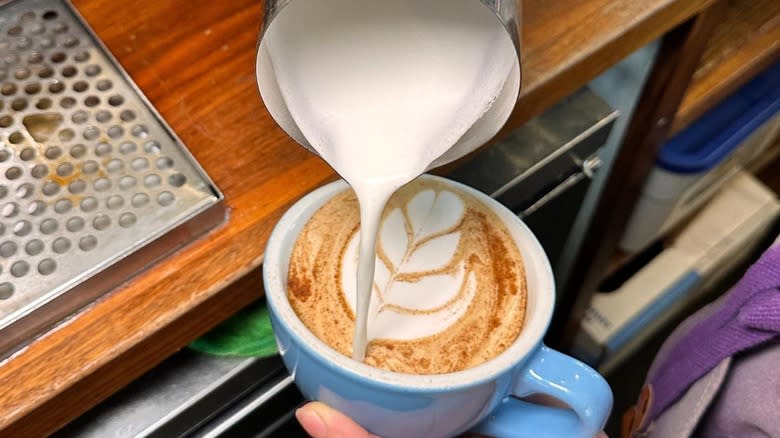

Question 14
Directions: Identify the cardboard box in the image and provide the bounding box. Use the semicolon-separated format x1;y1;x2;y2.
573;171;779;373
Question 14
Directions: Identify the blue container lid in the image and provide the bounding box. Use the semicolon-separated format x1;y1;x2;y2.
658;61;780;174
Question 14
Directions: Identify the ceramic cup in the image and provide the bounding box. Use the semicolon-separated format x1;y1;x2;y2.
263;174;612;438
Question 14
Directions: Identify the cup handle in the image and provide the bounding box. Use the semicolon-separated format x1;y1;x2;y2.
471;345;613;438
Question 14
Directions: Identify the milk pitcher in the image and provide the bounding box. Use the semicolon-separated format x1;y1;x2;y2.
255;0;522;169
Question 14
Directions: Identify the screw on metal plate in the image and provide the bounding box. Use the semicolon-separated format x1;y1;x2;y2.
0;0;224;355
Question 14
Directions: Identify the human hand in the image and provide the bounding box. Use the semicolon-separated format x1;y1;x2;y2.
296;402;381;438
295;401;609;438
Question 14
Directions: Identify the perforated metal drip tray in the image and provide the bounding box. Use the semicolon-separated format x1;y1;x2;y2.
0;0;225;355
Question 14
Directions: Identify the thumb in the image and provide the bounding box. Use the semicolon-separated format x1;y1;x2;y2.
296;402;380;438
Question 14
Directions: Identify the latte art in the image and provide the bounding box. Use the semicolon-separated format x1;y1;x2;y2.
288;179;527;374
341;188;475;342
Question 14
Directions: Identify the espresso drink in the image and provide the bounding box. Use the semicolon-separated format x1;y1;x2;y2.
288;179;526;374
262;0;518;359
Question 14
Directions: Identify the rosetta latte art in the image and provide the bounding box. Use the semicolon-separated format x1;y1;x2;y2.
288;179;527;374
341;189;476;342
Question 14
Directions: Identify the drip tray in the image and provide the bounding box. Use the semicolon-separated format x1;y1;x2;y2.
0;0;225;355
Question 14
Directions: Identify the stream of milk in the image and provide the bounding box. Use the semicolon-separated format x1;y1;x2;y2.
263;0;516;360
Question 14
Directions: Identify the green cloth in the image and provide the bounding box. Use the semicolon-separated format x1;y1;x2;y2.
189;302;278;358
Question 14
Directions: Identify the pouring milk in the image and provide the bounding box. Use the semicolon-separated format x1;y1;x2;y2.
258;0;520;360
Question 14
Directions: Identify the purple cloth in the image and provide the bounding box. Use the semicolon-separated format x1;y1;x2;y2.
648;243;780;420
697;339;780;437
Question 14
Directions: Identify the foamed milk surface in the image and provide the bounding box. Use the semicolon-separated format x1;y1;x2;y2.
265;0;516;359
287;180;527;374
341;189;474;341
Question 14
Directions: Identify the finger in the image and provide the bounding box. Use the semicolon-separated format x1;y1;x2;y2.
296;402;380;438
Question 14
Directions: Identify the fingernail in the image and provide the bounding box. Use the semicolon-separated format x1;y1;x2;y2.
296;407;327;438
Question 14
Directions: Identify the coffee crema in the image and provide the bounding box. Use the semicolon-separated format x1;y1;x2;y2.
287;179;527;374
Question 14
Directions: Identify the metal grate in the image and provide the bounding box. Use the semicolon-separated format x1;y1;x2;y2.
0;0;224;354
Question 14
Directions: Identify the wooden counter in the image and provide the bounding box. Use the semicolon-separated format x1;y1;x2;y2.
0;0;713;435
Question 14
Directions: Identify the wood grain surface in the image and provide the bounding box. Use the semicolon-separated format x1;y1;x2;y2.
672;0;780;135
0;0;714;435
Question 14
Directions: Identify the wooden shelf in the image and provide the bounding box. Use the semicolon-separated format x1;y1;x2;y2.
671;0;780;135
0;0;714;435
602;0;780;291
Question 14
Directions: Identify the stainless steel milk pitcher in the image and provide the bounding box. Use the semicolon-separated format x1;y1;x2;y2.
255;0;522;169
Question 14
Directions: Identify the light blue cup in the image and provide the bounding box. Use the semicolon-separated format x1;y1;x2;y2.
263;175;613;438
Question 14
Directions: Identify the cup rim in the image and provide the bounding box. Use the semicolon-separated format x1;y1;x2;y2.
263;174;555;392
